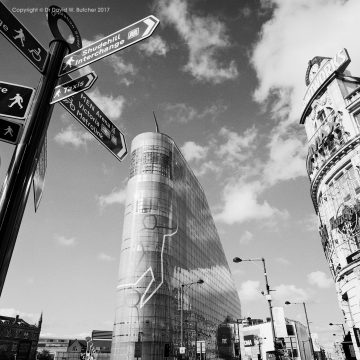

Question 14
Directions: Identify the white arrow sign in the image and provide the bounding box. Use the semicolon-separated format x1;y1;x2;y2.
50;72;97;104
59;15;159;76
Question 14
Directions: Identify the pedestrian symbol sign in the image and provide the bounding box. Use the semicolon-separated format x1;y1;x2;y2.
0;81;35;120
0;118;23;144
0;2;48;72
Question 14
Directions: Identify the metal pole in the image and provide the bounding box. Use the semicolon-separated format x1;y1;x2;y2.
302;303;315;360
289;337;294;360
261;258;276;350
181;285;184;347
0;39;69;296
236;320;241;359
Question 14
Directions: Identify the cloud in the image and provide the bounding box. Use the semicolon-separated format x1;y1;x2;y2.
239;231;254;245
97;187;127;209
105;55;137;77
307;271;333;289
238;280;261;301
87;88;125;121
54;234;76;247
215;179;288;224
181;141;208;162
157;0;238;83
298;214;319;232
162;102;226;123
262;135;307;186
98;252;115;262
138;35;169;56
54;125;93;148
0;309;40;325
218;126;258;165
273;283;309;303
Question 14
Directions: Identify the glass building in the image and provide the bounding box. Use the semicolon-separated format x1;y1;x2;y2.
110;132;241;360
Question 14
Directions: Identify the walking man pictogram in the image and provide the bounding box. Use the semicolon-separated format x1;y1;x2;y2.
8;93;24;109
4;126;14;137
13;28;25;47
64;56;75;69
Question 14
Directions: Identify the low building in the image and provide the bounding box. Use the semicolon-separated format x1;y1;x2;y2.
0;313;42;360
37;338;70;358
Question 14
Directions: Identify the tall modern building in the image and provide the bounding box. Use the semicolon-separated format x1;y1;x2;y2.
110;132;241;360
300;48;360;359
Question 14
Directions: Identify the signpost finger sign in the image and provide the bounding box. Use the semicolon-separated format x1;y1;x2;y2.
59;15;159;76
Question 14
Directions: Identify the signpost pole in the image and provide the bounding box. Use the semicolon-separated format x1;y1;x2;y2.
0;39;69;296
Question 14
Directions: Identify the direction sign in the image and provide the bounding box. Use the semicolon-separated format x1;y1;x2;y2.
50;72;97;104
60;86;127;162
0;81;35;120
0;1;47;72
59;15;159;76
0;118;23;145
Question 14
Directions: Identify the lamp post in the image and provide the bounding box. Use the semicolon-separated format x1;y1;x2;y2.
180;279;204;353
233;257;277;351
285;301;315;360
329;323;346;338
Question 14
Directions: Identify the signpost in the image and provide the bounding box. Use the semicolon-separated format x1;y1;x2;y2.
0;81;35;120
0;1;47;72
0;1;159;296
50;72;97;104
0;118;23;144
59;15;159;76
60;90;127;161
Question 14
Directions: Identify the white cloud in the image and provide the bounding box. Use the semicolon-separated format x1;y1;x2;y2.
0;308;40;325
98;252;115;262
299;214;319;232
238;280;261;301
262;135;307;186
87;88;125;121
218;126;258;165
157;0;238;83
139;35;169;56
181;141;208;162
54;234;76;247
273;284;309;303
239;231;254;245
215;179;288;224
54;125;93;148
308;271;333;289
105;55;137;76
162;102;226;123
97;187;127;209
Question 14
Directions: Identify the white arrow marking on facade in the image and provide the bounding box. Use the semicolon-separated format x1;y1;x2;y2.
117;220;178;309
143;18;156;37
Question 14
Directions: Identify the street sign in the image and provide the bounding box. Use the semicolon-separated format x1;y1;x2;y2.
0;1;47;72
0;118;23;144
60;84;127;162
33;136;47;212
59;15;159;76
50;72;97;104
0;82;34;120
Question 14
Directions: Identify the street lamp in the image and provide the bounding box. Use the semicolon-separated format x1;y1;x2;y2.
329;323;346;337
285;301;315;360
180;279;204;351
233;257;277;352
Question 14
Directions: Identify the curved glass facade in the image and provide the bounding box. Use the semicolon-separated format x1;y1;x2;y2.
111;132;241;360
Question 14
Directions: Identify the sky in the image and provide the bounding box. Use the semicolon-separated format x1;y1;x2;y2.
0;0;358;354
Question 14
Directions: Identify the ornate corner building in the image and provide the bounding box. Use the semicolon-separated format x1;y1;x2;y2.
300;48;360;359
110;132;241;360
